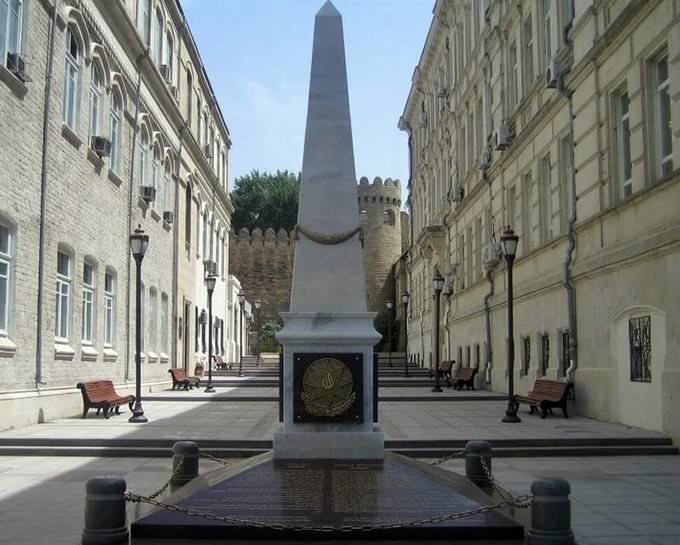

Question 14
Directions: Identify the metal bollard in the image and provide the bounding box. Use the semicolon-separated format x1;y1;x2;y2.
171;441;199;488
465;440;492;486
527;479;574;545
81;477;128;545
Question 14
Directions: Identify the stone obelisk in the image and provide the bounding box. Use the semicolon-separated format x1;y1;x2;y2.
274;0;383;460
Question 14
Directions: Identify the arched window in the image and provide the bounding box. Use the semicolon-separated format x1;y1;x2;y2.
186;70;193;128
152;145;161;208
110;90;122;173
81;260;96;343
163;160;172;213
185;183;192;248
55;250;72;340
138;128;149;189
63;28;80;129
164;31;174;82
1;0;24;67
137;0;151;45
89;63;102;139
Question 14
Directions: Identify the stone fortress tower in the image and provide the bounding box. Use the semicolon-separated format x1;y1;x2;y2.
357;176;404;325
229;177;408;337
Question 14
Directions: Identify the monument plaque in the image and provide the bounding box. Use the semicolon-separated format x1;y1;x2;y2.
293;352;363;423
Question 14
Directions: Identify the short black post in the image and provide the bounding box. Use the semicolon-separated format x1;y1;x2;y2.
81;477;128;545
171;441;200;489
527;479;574;545
464;440;492;487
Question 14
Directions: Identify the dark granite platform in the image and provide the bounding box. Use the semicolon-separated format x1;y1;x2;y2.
131;452;523;542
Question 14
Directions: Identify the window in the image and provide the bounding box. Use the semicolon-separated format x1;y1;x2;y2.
140;282;145;352
151;146;161;208
164;31;174;82
163;161;172;213
521;172;532;253
81;262;95;343
475;344;480;368
161;293;168;355
652;54;673;177
195;306;199;352
63;28;80;129
475;217;482;281
203;113;209;148
560;0;575;40
629;316;651;382
476;96;484;160
110;91;122;173
185;183;192;248
466;345;471;368
0;0;23;68
137;0;151;45
540;333;550;376
220;237;225;277
0;223;11;334
202;212;208;258
509;40;518;108
153;8;163;65
614;91;632;197
138;129;149;189
522;16;534;94
55;251;71;340
104;271;115;346
542;0;552;65
507;185;517;234
467;112;474;172
522;337;531;376
540;154;552;242
559;136;572;231
197;99;202;144
89;65;102;140
149;288;157;353
186;70;193;129
560;331;570;378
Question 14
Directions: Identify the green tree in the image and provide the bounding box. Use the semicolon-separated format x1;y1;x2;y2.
231;170;300;231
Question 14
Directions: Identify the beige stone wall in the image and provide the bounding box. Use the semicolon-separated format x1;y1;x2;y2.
402;0;680;437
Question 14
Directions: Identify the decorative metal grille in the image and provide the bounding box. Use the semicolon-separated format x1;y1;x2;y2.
540;334;549;376
522;337;530;376
560;331;570;378
629;316;651;382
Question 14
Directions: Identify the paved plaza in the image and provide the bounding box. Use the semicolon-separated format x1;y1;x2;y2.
0;389;678;544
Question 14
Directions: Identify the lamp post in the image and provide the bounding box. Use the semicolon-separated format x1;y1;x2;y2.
402;292;410;377
238;291;246;377
432;272;445;393
204;274;217;393
129;226;149;423
500;226;521;423
254;299;262;367
386;301;393;367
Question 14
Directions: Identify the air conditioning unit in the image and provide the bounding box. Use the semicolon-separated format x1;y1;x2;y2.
163;211;174;224
493;123;512;151
90;136;112;157
203;145;213;159
140;186;156;204
159;64;172;83
545;60;563;89
450;185;464;203
482;241;502;271
6;52;28;82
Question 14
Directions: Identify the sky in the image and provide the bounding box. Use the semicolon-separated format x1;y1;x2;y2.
181;0;434;203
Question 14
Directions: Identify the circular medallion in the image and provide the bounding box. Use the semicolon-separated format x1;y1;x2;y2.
300;357;356;417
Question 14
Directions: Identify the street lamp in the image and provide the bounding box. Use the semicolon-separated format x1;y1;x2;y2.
386;301;394;367
432;272;446;393
204;273;217;393
402;292;410;377
500;226;521;423
129;226;149;423
238;291;246;377
254;299;262;367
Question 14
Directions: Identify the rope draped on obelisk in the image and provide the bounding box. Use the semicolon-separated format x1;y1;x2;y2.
293;224;363;246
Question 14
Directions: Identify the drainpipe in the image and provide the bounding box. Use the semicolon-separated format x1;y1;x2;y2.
35;0;61;387
171;125;186;370
124;50;149;381
559;40;578;381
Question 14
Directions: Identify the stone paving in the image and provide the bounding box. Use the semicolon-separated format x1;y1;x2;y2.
0;396;665;443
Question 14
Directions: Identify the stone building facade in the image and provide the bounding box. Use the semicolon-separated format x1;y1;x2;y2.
401;0;680;438
229;177;407;347
0;0;235;430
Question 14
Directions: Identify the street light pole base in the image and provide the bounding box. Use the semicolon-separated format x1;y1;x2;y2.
502;414;522;423
205;385;215;393
128;411;148;424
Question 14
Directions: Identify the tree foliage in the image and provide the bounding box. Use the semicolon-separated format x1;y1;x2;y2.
231;170;300;231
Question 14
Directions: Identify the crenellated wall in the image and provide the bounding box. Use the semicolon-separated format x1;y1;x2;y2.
229;177;407;335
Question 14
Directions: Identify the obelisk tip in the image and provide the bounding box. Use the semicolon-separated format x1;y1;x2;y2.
317;0;341;17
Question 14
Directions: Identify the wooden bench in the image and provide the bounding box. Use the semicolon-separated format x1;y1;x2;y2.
429;360;455;386
213;355;231;370
452;367;478;391
514;378;574;418
169;368;201;391
76;380;135;419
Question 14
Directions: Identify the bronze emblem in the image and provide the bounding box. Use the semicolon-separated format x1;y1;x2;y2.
300;357;356;417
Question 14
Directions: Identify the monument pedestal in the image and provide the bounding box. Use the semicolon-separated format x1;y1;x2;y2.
274;311;383;461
